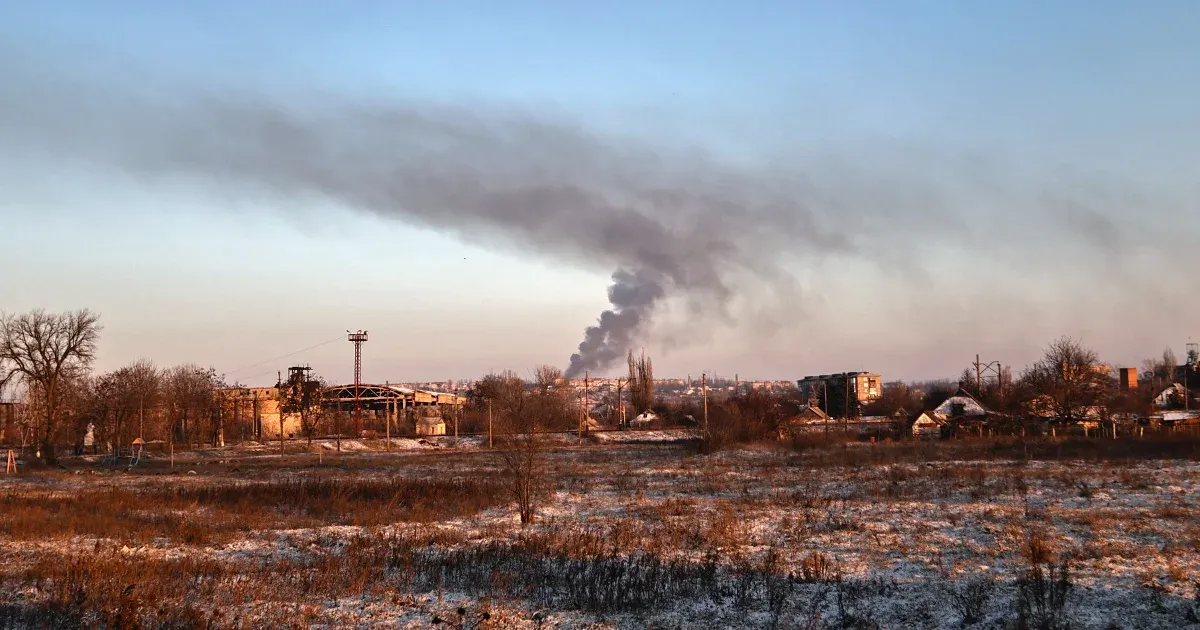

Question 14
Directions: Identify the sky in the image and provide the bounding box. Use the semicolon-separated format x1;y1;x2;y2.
1;1;1198;385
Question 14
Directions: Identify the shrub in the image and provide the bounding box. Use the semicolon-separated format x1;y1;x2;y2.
797;552;839;583
943;575;995;627
1016;560;1072;630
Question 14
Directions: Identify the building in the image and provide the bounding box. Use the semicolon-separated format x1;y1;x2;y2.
797;372;882;414
1118;367;1138;391
1153;383;1189;409
932;388;989;418
219;382;468;440
218;387;291;440
791;404;830;423
415;413;447;436
910;411;946;439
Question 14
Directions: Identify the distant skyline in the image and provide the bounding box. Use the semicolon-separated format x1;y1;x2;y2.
2;2;1198;385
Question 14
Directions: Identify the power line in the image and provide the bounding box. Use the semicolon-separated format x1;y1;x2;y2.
223;336;344;377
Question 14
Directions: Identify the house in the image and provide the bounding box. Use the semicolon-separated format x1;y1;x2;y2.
791;405;830;423
415;415;447;436
910;411;945;439
1153;410;1200;426
630;411;658;428
933;388;989;418
1154;383;1189;409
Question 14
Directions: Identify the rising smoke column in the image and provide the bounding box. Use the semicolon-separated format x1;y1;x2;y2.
0;59;832;378
565;268;667;378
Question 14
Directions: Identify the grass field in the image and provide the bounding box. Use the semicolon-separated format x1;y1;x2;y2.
2;436;1199;628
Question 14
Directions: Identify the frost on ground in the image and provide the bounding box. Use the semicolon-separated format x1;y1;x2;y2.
2;440;1200;628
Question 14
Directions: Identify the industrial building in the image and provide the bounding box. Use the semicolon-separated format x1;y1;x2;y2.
218;383;467;440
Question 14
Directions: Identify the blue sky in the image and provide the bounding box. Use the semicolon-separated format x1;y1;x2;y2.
2;1;1197;384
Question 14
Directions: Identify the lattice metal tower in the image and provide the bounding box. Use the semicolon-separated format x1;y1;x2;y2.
347;330;368;434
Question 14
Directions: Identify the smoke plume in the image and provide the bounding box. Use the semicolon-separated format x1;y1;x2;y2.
1;51;1193;377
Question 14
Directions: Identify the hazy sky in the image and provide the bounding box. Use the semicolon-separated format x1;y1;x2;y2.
2;1;1198;385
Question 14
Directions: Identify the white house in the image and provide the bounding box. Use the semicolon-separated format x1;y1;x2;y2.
933;388;989;418
416;416;447;436
1154;383;1188;409
911;412;945;438
630;411;658;427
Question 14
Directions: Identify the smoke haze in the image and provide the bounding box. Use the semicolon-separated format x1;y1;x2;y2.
1;51;1196;377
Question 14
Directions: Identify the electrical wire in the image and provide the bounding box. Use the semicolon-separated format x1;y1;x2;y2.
223;336;344;377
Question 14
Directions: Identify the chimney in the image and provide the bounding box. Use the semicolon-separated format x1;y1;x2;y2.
1119;367;1138;391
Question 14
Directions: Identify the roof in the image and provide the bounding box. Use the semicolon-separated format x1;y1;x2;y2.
1158;410;1200;422
913;411;946;426
799;372;880;381
791;405;830;420
932;388;989;417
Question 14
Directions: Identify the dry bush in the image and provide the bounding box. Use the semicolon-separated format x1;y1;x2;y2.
942;574;995;627
797;552;839;583
1015;560;1072;630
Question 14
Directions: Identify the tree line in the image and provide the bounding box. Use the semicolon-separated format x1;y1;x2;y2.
3;308;1196;465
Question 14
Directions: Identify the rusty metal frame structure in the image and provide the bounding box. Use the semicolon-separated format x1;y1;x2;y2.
347;330;368;434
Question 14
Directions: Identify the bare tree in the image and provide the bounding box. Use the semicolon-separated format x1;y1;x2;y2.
494;365;567;526
124;359;161;441
277;369;327;447
1020;337;1113;424
162;364;224;446
1142;347;1180;389
627;350;655;414
0;309;102;464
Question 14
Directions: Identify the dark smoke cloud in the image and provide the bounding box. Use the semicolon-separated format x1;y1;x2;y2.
1;52;1192;377
567;268;667;377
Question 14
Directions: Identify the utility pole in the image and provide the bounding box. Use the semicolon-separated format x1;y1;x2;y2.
843;373;850;434
976;354;983;396
822;381;829;437
584;371;590;437
347;330;368;437
487;399;493;448
973;355;1002;399
702;372;709;436
276;372;285;455
615;378;625;429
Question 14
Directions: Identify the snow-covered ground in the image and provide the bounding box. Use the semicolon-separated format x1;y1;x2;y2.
2;443;1199;628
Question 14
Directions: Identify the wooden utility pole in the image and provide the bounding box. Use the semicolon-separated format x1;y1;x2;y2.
615;378;625;429
843;373;849;434
385;398;391;452
823;381;829;437
577;389;584;445
488;399;493;448
976;354;983;396
702;372;709;436
583;371;590;437
279;413;285;455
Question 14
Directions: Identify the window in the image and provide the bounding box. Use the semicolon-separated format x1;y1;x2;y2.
951;402;965;417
